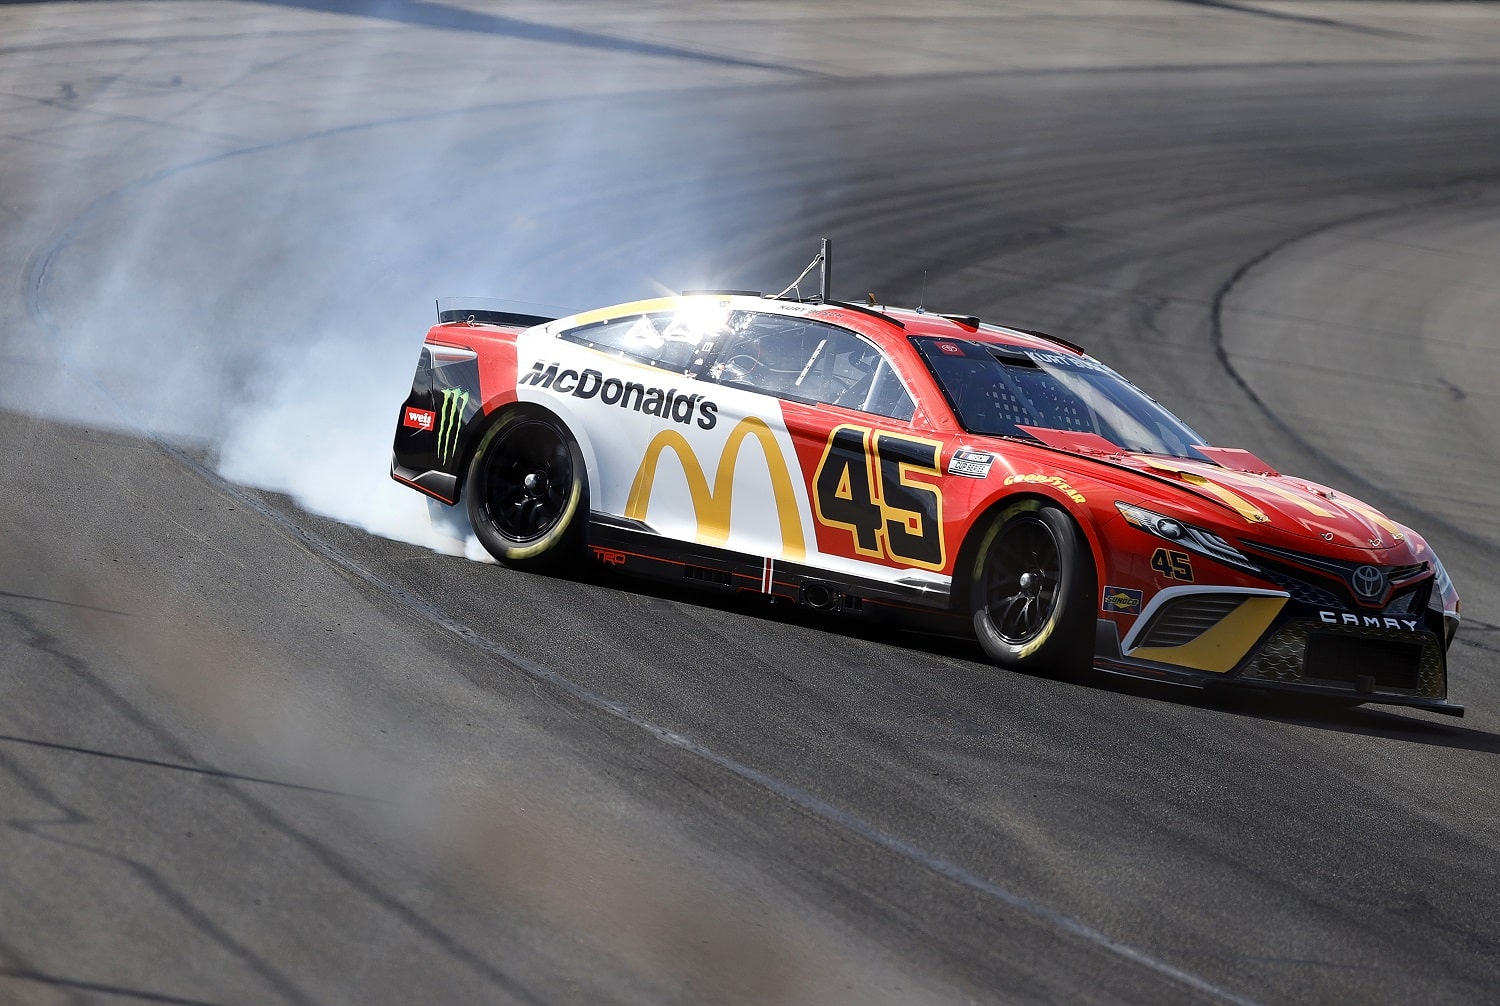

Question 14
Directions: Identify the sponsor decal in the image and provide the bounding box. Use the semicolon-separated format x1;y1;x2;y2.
403;406;436;432
947;448;995;479
1025;350;1115;375
1102;586;1143;615
520;360;718;430
814;425;946;570
436;387;468;465
1150;548;1194;582
1003;472;1086;504
590;546;627;566
626;417;805;560
1319;611;1420;632
936;341;965;356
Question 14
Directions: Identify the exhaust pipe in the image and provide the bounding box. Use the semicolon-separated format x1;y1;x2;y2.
800;582;842;611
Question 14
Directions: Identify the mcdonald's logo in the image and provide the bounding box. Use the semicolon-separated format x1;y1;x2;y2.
625;417;806;560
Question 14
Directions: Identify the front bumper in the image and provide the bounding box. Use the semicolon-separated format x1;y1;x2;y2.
1093;590;1463;716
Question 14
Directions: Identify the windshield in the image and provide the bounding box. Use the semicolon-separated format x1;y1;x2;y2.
912;336;1208;459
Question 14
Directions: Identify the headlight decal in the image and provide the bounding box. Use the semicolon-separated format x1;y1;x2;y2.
1115;501;1259;573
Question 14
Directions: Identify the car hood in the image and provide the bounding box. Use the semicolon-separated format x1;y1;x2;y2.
1005;428;1407;552
1115;454;1406;551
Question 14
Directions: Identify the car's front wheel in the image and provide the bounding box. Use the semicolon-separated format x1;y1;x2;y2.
969;500;1095;676
466;409;586;570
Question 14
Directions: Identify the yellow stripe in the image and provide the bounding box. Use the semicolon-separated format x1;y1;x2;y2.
570;297;682;328
1221;474;1339;518
1332;493;1405;541
1145;459;1269;524
1129;595;1286;674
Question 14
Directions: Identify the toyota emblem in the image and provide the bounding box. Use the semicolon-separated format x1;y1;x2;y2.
1351;564;1385;600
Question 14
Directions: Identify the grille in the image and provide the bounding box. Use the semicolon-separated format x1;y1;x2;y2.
1243;543;1431;613
1257;567;1344;608
1240;620;1444;698
1136;595;1246;648
1382;582;1427;617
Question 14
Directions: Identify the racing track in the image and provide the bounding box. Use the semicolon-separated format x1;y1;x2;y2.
3;3;1500;1004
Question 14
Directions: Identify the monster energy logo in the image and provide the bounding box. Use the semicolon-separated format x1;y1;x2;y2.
437;387;468;465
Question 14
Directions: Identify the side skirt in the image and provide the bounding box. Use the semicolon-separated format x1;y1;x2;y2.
585;513;952;617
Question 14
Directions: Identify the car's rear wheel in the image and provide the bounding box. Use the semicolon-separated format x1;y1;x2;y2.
970;500;1094;676
466;409;585;569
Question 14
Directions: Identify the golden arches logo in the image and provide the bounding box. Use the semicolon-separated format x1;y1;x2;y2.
625;417;806;560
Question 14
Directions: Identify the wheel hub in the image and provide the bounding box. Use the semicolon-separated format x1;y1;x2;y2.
522;471;548;498
1018;571;1043;598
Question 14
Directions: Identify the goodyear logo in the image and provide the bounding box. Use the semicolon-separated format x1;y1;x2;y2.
1004;472;1085;504
625;417;804;560
1102;586;1143;615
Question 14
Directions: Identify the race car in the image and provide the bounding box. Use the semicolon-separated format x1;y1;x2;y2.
391;250;1463;716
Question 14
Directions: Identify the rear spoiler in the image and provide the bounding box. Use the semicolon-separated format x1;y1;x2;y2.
435;297;559;329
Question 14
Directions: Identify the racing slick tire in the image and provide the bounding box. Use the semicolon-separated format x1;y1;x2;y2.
466;408;586;570
969;500;1095;677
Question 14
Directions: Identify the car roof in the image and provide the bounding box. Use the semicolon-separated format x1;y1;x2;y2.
554;293;1090;361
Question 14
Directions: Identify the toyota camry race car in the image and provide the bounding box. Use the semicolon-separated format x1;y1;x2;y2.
391;248;1463;715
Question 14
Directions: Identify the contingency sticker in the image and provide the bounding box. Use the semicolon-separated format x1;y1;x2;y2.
947;447;995;478
1101;586;1143;615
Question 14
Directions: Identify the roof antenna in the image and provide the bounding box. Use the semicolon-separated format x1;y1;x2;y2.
818;237;832;302
917;271;928;313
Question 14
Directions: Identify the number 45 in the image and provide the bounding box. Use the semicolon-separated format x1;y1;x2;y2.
814;425;946;571
1151;548;1194;581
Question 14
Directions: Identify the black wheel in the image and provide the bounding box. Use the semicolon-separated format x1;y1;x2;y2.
465;409;586;569
969;500;1095;676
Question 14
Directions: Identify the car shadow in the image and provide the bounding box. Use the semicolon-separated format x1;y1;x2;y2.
570;563;1500;755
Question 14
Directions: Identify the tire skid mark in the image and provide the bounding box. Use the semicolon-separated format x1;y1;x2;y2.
0;710;314;1005
0;732;378;802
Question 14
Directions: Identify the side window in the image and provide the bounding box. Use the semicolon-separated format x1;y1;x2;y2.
707;314;915;421
558;311;709;374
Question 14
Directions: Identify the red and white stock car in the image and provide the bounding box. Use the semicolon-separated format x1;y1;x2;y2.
392;285;1462;715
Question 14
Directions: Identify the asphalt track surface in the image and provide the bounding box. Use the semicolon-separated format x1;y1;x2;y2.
3;3;1500;1004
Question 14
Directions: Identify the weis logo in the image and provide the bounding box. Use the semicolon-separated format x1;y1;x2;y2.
403;407;436;431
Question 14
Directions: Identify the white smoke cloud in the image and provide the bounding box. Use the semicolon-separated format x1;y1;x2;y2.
23;104;798;566
9;9;826;561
